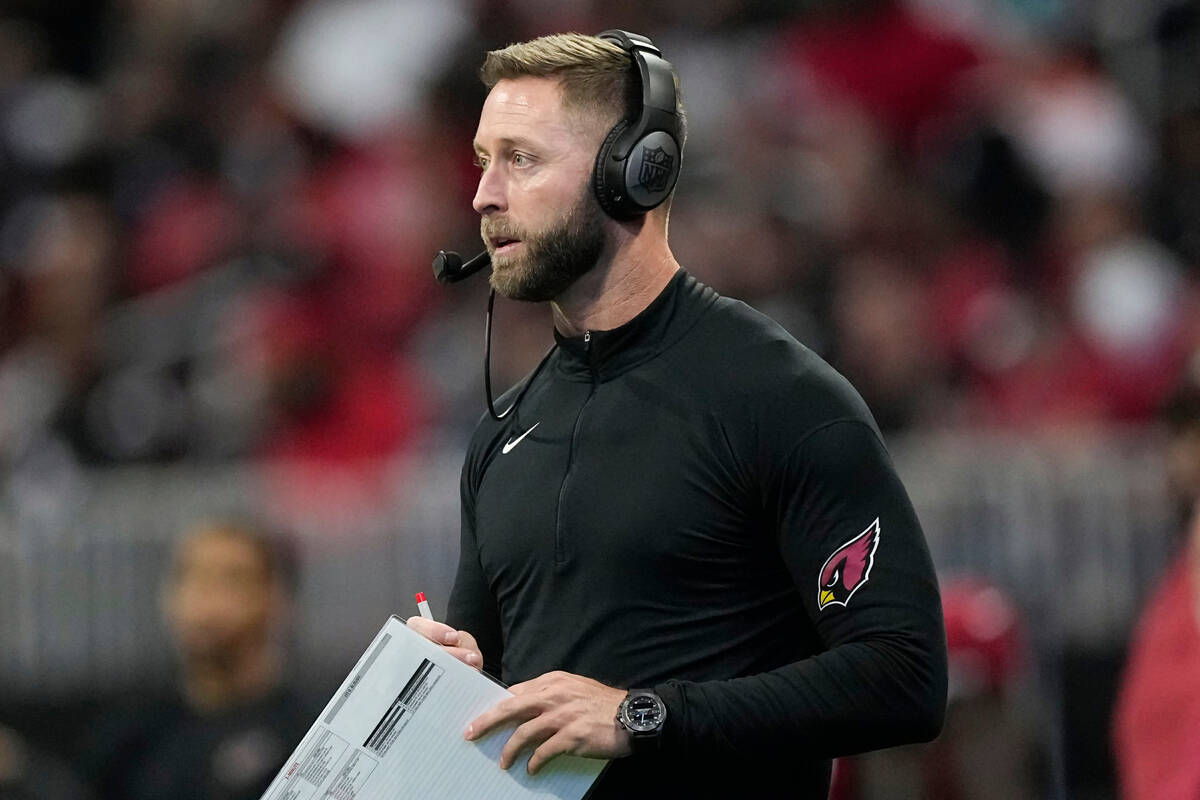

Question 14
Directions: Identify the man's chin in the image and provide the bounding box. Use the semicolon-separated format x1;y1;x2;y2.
489;262;537;301
177;638;235;665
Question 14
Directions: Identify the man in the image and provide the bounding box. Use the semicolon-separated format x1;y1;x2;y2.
408;32;947;798
84;519;312;800
1113;366;1200;800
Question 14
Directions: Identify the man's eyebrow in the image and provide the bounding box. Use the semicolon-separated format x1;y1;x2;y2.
473;136;538;155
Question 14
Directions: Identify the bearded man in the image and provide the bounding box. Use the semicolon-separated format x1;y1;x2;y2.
409;31;947;798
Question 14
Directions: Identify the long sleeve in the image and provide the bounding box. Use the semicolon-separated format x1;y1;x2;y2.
653;419;947;756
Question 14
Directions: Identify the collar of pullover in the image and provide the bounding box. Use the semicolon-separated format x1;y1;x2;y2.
552;269;715;381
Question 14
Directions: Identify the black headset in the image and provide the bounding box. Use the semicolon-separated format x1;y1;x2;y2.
592;30;684;221
433;30;685;420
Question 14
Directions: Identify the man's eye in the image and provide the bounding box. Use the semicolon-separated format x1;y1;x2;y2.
473;156;489;170
513;153;531;167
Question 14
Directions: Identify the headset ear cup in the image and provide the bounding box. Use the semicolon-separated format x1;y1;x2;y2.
593;119;634;220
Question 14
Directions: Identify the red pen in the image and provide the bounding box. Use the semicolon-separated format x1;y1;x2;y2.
415;592;433;620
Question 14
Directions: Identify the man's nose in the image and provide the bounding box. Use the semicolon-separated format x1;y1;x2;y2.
472;165;507;215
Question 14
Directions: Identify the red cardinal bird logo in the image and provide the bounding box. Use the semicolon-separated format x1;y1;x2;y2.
818;519;881;610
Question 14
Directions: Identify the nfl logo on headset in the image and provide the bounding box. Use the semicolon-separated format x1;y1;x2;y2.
637;146;674;193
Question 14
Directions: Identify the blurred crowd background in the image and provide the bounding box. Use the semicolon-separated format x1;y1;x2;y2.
1;0;1198;798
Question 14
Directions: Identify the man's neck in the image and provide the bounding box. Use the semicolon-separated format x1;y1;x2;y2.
181;645;281;714
550;228;679;337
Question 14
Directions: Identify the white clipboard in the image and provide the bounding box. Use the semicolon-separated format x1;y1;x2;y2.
260;616;607;799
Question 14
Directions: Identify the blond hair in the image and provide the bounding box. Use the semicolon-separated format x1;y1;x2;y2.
480;33;687;217
481;33;637;126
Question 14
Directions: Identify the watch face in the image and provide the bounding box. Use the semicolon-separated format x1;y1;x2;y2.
622;693;664;733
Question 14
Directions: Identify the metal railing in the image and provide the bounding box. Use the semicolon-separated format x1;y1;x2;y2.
0;429;1177;699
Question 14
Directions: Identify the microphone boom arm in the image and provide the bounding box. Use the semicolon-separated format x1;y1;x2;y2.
433;250;491;284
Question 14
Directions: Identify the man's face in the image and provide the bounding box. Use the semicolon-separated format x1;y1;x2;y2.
473;76;609;301
163;528;279;666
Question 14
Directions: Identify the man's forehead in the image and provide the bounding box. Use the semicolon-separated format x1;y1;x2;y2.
486;76;564;111
176;528;265;569
474;76;601;150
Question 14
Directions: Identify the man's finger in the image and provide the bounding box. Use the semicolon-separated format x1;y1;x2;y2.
455;630;483;663
465;695;543;741
527;728;579;775
405;616;460;645
404;619;482;666
444;646;482;668
499;712;561;770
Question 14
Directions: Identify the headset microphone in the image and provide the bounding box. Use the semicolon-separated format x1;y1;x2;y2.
432;249;491;284
434;28;678;421
431;246;552;421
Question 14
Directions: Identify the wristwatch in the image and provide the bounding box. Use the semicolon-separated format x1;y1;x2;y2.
616;689;667;753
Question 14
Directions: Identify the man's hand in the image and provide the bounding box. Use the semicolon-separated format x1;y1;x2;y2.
405;617;484;670
464;671;632;775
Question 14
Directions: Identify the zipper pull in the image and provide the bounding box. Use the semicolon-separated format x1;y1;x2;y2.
583;329;599;381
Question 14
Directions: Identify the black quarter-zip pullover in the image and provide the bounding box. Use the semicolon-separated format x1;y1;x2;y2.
447;269;947;798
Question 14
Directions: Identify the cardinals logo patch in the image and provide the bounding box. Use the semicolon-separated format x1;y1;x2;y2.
818;519;881;610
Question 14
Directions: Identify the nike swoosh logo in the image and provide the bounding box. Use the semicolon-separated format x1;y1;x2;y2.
502;422;540;454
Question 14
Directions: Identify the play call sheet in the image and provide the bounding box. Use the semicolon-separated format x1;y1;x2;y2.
260;615;606;800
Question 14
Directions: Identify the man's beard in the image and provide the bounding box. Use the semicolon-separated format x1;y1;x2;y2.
482;188;606;302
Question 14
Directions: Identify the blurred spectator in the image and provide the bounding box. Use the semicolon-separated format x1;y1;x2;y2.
1113;361;1200;800
0;0;1195;466
776;0;982;153
80;518;312;800
832;576;1047;800
0;725;96;800
1149;0;1200;267
1163;357;1200;523
0;192;114;466
272;0;471;141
